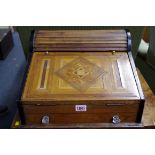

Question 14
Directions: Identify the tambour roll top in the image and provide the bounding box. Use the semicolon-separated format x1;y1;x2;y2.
32;30;129;52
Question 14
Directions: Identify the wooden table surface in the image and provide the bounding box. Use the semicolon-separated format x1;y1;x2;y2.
11;69;155;128
138;69;155;127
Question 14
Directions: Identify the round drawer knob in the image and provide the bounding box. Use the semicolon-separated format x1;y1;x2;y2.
42;115;49;125
112;115;121;124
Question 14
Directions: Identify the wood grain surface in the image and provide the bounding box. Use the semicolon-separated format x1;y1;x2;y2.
18;30;145;126
138;69;155;127
20;51;143;125
12;69;154;128
22;52;140;102
33;30;127;52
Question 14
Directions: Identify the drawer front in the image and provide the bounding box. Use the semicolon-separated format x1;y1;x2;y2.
24;113;137;125
23;104;138;125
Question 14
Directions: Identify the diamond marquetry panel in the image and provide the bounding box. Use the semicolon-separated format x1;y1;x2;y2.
55;57;105;92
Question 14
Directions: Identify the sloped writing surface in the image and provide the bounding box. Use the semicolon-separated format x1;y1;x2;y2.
22;52;140;102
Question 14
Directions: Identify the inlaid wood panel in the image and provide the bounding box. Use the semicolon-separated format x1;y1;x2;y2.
33;30;128;52
22;52;140;103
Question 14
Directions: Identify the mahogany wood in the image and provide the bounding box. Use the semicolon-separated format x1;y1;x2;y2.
33;30;128;52
21;51;142;125
12;69;153;128
19;30;145;126
22;52;140;102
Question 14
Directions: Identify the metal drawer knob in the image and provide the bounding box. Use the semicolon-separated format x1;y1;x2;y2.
112;115;121;124
42;115;49;125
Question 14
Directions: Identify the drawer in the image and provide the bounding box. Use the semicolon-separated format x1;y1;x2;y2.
23;103;139;125
24;112;137;125
25;112;137;125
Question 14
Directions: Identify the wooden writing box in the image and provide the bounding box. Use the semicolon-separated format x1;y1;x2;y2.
19;30;145;127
